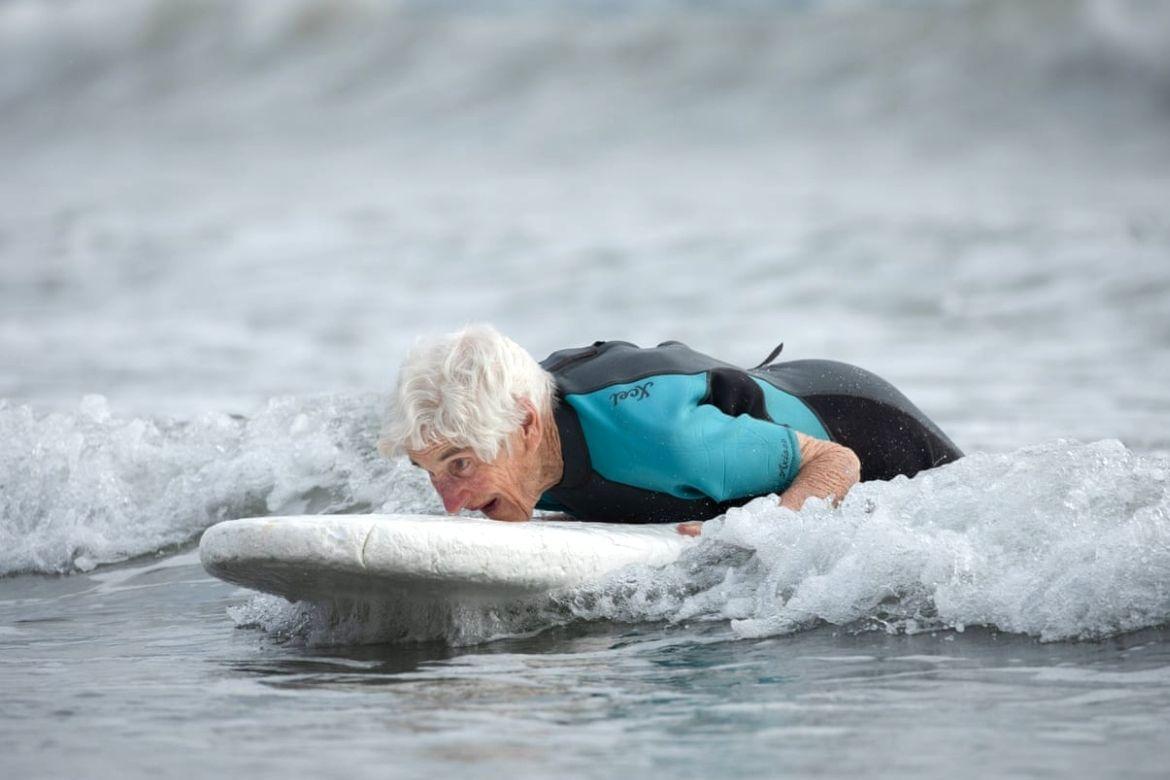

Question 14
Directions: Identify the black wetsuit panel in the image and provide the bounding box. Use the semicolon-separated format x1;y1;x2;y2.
751;360;964;482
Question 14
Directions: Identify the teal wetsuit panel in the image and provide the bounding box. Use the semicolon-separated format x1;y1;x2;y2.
564;373;806;503
753;378;830;441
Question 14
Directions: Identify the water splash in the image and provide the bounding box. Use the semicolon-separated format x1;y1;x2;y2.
565;440;1170;642
229;592;555;647
0;393;432;575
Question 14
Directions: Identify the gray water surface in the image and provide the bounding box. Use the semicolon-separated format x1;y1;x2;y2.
2;552;1168;779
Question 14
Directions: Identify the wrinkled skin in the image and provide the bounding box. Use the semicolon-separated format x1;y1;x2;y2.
407;400;560;523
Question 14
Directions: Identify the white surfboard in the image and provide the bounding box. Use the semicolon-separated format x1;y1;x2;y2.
199;514;694;603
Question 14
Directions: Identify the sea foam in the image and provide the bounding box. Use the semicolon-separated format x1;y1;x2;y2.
0;394;433;575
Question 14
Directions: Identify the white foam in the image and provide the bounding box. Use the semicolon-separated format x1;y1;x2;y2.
0;394;438;575
560;439;1170;643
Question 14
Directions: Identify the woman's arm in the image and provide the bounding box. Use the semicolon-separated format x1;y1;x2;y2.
779;432;860;510
677;432;860;536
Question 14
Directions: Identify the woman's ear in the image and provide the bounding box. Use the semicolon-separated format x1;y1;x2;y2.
518;398;543;453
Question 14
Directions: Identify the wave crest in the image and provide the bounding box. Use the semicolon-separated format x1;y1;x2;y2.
566;440;1170;642
0;393;429;575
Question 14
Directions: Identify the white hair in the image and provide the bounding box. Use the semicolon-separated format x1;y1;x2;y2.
380;324;556;462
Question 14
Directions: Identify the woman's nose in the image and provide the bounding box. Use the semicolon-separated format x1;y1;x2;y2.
432;476;468;514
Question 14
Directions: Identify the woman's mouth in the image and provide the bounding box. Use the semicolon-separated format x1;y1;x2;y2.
480;498;499;514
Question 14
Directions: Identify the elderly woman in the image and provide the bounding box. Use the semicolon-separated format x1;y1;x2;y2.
380;325;962;534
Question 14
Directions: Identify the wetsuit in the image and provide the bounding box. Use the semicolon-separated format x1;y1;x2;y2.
535;340;962;523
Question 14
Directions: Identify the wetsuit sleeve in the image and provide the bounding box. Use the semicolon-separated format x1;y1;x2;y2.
567;373;802;503
671;403;802;502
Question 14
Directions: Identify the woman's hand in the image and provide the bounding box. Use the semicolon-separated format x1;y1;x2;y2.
780;433;860;510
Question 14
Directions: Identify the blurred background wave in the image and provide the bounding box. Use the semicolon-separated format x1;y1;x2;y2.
3;0;1168;149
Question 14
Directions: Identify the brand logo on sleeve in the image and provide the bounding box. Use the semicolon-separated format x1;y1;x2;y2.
610;381;654;407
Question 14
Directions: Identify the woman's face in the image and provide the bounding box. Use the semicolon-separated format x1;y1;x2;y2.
408;430;538;522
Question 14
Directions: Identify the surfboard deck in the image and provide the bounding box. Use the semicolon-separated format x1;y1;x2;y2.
199;514;694;602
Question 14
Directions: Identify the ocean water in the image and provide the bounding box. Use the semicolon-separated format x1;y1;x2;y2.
2;0;1169;777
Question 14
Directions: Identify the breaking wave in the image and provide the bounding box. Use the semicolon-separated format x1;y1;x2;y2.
2;0;1168;152
0;393;434;575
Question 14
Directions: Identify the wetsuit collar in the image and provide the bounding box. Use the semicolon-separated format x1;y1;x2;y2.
550;397;592;490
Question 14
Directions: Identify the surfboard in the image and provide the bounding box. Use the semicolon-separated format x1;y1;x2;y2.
199;514;694;602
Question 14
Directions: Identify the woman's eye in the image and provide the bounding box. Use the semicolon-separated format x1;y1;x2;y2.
450;458;473;476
